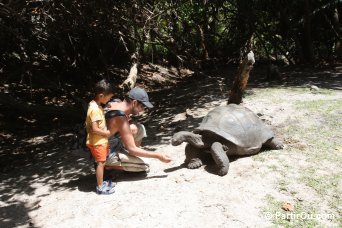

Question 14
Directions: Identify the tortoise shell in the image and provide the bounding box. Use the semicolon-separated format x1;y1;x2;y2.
193;104;274;154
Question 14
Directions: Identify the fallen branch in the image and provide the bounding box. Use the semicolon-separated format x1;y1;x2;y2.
121;63;138;91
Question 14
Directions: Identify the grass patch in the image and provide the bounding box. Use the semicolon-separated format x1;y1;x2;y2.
295;100;341;155
300;169;342;224
295;99;342;114
300;168;341;196
260;91;341;226
250;87;337;102
263;194;320;227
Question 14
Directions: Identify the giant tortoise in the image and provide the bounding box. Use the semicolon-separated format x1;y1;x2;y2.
171;104;284;176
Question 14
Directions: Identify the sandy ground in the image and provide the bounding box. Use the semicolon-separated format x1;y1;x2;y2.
0;66;341;227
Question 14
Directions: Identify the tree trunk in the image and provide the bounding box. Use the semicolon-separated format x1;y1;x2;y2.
333;7;342;58
302;0;314;62
228;51;255;104
150;29;157;64
198;25;209;60
236;0;255;60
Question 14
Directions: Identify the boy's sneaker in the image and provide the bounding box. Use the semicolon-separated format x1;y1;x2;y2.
96;181;115;195
104;180;114;188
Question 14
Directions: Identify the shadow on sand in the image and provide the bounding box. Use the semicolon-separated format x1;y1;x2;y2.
0;65;340;226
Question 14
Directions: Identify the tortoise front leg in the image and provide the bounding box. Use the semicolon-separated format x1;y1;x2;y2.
264;137;284;150
185;144;209;169
210;142;230;176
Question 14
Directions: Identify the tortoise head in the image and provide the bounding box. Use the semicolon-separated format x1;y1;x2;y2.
171;131;205;148
171;131;189;146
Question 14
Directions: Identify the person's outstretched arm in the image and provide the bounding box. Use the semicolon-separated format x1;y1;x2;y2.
116;117;171;163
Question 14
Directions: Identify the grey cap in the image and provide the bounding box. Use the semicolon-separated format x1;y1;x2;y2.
128;87;154;108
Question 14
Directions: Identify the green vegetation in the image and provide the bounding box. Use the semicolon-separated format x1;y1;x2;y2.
1;1;340;84
263;194;320;228
251;88;341;226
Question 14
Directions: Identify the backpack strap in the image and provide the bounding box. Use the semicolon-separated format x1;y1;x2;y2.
106;110;127;141
105;110;126;120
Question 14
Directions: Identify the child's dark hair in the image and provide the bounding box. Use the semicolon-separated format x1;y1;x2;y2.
94;79;113;95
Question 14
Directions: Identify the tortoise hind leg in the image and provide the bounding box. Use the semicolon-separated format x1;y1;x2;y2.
264;138;284;150
185;144;209;169
210;142;230;176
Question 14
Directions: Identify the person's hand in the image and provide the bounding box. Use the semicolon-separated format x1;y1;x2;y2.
158;153;172;163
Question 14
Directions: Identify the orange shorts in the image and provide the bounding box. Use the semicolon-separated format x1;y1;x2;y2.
86;144;109;162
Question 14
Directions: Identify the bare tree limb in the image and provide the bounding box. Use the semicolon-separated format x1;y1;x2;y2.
121;61;138;91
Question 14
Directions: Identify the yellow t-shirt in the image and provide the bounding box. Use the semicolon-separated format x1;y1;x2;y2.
86;100;108;145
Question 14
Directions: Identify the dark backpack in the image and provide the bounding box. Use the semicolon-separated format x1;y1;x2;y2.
71;123;89;155
70;110;126;155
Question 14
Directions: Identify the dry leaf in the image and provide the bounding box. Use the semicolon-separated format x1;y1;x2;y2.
282;202;294;212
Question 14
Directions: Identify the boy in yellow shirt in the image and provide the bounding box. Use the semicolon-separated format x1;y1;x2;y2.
86;79;114;194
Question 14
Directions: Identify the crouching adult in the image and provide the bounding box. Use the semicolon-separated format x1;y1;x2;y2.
104;87;171;172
